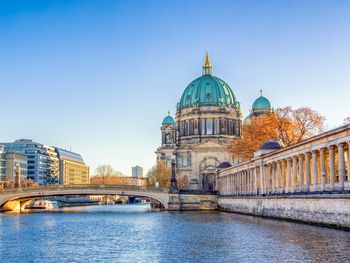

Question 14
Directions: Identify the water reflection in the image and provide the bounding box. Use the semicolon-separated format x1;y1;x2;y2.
0;204;349;263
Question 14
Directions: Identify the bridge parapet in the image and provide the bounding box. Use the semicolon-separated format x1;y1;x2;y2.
0;184;170;211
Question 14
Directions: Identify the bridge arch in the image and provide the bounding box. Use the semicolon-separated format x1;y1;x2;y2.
0;185;170;211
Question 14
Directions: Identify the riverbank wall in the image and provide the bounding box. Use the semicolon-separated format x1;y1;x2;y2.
218;194;350;229
167;191;217;211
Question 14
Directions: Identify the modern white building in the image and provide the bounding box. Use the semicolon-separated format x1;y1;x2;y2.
0;146;6;183
1;139;59;185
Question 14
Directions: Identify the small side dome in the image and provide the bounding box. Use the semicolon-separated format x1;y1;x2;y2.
252;90;272;111
162;115;175;125
217;162;233;169
260;140;283;150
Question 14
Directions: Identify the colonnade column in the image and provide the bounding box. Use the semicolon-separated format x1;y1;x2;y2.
338;143;346;191
253;167;258;195
348;142;350;183
329;146;335;191
292;157;297;193
276;162;281;193
281;161;285;193
320;148;327;192
260;162;265;195
271;163;275;193
266;165;271;194
286;158;291;193
312;151;318;191
305;152;311;192
298;155;303;192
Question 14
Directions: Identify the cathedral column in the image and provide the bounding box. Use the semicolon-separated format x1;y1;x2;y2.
292;156;297;193
320;148;327;192
312;150;318;191
329;146;335;191
286;158;291;193
338;143;346;191
298;155;304;192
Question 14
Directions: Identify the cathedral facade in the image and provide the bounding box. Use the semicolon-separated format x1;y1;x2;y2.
156;51;243;190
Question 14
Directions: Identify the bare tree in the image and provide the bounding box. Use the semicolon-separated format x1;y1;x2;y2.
95;165;114;184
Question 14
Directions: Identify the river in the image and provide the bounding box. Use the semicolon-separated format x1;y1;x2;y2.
0;204;349;263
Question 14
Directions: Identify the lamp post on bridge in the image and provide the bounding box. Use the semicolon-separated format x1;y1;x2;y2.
15;163;21;188
170;157;178;193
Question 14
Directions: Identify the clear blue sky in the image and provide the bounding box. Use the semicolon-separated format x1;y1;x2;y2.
1;0;350;175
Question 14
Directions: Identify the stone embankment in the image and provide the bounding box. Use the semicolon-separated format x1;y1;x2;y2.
218;194;350;229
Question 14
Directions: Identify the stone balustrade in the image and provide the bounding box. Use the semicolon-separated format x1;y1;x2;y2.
218;124;350;196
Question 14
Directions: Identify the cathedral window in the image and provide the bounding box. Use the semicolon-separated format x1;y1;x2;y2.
194;120;198;135
229;120;233;135
206;119;213;135
214;119;220;135
221;119;226;134
189;120;194;135
201;119;206;135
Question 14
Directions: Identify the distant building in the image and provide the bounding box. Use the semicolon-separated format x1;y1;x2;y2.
55;148;89;185
1;139;59;185
5;152;27;180
132;165;144;177
0;146;6;182
90;176;147;187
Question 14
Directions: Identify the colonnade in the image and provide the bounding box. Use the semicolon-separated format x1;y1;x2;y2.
218;140;350;196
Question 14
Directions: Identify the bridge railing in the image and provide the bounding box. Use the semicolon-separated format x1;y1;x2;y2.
0;184;169;194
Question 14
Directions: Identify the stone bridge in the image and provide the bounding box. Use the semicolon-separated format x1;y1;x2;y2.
0;185;170;211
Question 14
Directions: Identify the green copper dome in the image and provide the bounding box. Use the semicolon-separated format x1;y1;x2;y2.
252;91;271;111
162;115;175;125
178;75;238;110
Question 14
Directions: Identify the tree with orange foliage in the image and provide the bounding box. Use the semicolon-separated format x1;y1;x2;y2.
228;107;325;162
228;113;279;161
275;107;325;146
146;160;171;189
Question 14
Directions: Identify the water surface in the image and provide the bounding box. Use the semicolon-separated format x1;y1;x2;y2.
0;204;349;263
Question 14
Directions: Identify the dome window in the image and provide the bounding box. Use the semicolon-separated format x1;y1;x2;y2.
206;93;211;100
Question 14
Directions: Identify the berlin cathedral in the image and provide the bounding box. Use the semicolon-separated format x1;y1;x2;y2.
156;50;272;190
